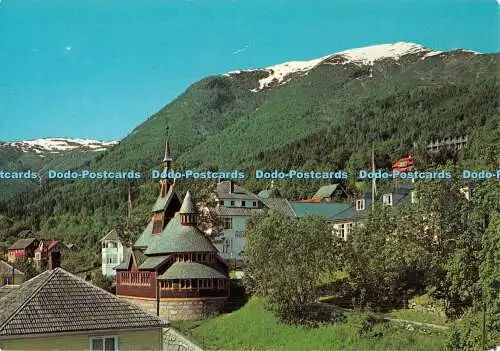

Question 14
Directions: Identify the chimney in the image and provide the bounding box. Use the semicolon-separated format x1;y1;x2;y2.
48;251;61;270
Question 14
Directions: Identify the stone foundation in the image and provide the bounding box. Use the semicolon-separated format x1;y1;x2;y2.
121;296;226;321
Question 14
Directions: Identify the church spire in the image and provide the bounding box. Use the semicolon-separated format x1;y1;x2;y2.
162;126;173;169
159;126;174;198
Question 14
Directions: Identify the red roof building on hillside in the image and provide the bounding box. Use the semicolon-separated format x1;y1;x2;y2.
392;155;415;172
34;240;65;269
7;238;39;263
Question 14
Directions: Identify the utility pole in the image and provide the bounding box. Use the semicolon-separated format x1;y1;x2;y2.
371;143;376;211
481;286;487;351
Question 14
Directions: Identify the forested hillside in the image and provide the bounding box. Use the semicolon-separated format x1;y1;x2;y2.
0;47;498;266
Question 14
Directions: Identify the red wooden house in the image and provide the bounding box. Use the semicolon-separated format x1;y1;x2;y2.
7;238;39;262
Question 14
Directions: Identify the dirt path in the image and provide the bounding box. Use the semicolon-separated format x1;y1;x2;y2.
387;317;450;330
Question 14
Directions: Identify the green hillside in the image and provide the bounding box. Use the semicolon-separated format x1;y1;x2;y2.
0;49;498;259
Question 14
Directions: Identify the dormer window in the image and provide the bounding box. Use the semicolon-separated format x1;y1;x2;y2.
383;194;393;206
152;212;165;234
356;199;365;211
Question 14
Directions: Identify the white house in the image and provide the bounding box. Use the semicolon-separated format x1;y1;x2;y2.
214;181;295;261
100;230;124;278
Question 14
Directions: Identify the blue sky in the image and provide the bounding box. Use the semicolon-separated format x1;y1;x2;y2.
0;0;498;141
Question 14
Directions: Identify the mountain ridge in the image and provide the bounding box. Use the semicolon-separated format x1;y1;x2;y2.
0;138;119;155
224;42;482;91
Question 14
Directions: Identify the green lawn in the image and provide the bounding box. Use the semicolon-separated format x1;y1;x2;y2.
171;299;447;351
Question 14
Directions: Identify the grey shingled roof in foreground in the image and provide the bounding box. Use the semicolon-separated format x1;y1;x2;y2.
158;262;227;280
0;285;20;299
0;268;166;337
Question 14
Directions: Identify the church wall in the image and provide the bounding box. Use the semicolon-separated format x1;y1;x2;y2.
120;296;227;321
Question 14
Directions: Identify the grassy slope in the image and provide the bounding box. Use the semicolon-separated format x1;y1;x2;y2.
172;299;447;351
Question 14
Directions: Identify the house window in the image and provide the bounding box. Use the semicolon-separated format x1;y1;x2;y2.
241;200;246;207
180;279;192;289
198;279;213;289
217;279;226;290
230;200;235;206
356;199;365;211
252;201;257;207
90;336;117;351
222;217;232;230
161;280;174;290
219;200;224;206
383;194;393;206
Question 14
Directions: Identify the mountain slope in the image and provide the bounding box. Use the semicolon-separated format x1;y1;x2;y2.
0;138;118;201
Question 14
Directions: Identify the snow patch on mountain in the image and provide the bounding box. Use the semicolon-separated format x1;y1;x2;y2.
225;42;473;91
334;42;427;65
1;138;118;154
252;57;328;91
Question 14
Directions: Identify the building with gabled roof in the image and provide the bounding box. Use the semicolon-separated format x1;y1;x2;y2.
33;239;66;270
215;180;296;261
0;267;166;350
115;140;229;321
0;260;24;286
7;238;39;262
311;184;348;202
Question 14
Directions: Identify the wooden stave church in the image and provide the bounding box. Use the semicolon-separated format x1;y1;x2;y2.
115;140;229;319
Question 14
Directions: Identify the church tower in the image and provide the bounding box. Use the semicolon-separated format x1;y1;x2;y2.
133;134;182;250
159;138;174;198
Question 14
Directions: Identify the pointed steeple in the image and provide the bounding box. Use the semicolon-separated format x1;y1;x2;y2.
163;139;173;164
159;128;174;198
162;126;173;167
180;191;197;226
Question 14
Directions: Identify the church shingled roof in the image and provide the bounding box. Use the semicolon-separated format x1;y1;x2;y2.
179;191;196;214
152;186;178;213
158;262;227;280
144;214;217;255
